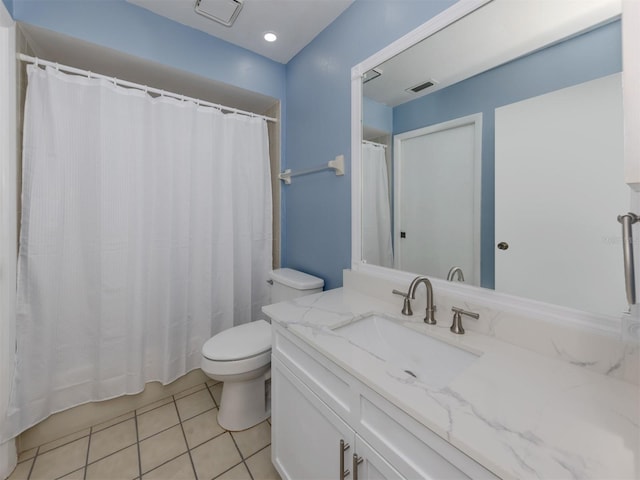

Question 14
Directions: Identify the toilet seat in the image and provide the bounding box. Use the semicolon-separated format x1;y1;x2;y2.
202;319;271;360
201;320;272;376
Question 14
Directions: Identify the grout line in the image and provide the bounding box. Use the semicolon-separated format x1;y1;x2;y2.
25;446;38;480
173;395;199;479
205;382;220;409
84;440;138;467
228;431;255;480
92;412;136;433
211;460;249;480
82;426;92;480
29;430;91;457
139;450;190;478
185;429;227;452
54;466;85;480
136;397;175;417
244;442;271;461
134;409;143;480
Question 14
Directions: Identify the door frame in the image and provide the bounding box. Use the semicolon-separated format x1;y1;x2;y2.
393;113;482;285
0;2;18;477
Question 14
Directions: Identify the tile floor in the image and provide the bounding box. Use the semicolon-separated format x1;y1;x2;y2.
8;381;281;480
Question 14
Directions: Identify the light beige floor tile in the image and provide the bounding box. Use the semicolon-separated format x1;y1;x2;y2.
174;383;207;400
176;389;215;421
137;402;180;440
30;437;89;480
17;447;37;463
215;462;252;479
231;421;271;458
190;432;242;480
88;418;137;463
137;396;174;415
246;446;280;480
209;383;223;407
182;408;225;449
86;444;139;480
39;428;90;454
58;467;85;479
141;453;195;480
93;410;135;433
139;424;187;474
6;458;33;480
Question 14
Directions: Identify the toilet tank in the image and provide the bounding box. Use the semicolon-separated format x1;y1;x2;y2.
269;268;324;303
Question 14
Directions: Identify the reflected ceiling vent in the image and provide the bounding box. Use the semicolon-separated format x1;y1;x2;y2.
407;78;439;93
363;68;382;84
195;0;244;27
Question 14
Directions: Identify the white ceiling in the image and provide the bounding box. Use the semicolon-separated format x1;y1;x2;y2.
127;0;354;64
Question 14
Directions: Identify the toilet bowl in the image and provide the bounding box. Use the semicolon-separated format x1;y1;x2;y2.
201;268;323;431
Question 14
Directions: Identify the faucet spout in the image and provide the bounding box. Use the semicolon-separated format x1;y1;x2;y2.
407;276;437;325
446;266;465;282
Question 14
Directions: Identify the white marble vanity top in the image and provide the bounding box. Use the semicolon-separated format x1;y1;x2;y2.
263;287;640;480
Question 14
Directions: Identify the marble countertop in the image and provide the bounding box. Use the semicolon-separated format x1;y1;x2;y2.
263;287;640;480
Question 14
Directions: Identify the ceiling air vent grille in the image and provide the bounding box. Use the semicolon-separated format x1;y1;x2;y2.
195;0;244;27
407;78;439;94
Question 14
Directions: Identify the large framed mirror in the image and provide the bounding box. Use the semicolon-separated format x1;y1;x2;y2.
351;0;639;327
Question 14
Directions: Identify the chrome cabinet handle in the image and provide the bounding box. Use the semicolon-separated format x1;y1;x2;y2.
352;454;363;480
339;439;350;479
618;212;639;306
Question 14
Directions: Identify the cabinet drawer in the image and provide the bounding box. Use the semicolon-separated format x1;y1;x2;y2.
359;396;468;479
358;391;499;480
273;326;353;419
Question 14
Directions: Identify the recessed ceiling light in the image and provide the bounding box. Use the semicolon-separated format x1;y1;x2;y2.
264;32;277;42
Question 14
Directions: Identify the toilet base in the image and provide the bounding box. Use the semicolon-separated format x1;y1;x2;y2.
217;370;271;431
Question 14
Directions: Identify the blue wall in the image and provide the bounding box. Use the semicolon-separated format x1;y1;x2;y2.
284;0;455;289
9;0;285;101
363;96;393;134
392;20;622;289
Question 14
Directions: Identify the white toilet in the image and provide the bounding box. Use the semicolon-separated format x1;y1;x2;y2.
201;268;324;431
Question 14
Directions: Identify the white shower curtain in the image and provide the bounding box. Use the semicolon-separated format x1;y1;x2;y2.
361;143;393;268
2;65;272;440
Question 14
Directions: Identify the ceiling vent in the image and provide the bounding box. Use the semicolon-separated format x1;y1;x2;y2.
195;0;244;27
407;78;439;94
363;68;382;84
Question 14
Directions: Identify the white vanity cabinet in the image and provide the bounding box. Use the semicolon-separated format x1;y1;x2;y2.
271;323;499;480
273;357;403;479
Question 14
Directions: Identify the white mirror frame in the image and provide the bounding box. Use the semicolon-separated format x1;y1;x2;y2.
351;0;640;336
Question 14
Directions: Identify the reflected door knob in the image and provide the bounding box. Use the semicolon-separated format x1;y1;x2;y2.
497;242;509;250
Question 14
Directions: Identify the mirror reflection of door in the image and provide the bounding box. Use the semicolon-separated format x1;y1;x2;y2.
495;73;625;316
394;114;482;284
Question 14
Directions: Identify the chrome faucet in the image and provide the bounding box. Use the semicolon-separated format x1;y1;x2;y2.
407;276;437;325
446;266;465;282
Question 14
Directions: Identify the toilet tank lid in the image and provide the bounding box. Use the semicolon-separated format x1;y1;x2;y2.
202;320;271;361
270;268;324;290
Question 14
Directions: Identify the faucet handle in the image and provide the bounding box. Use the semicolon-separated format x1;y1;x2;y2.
450;307;479;335
392;289;413;316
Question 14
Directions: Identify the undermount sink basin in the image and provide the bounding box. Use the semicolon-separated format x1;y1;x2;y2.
334;314;480;389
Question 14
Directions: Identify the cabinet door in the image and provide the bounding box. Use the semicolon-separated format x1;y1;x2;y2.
353;435;404;480
272;358;354;480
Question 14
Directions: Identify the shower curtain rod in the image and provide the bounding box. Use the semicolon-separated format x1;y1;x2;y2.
17;54;278;123
363;140;387;149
